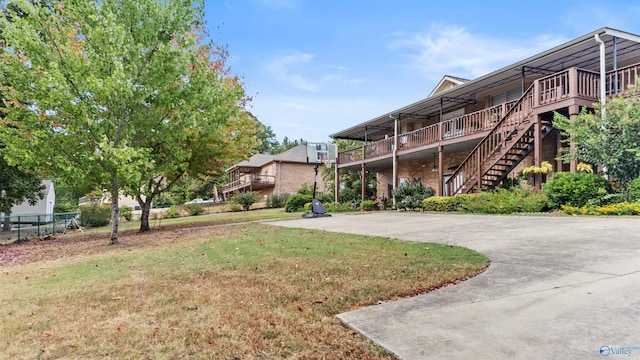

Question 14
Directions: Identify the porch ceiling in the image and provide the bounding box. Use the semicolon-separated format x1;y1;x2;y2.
331;27;640;142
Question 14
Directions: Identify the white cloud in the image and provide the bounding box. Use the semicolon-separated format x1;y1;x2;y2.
389;25;567;80
265;52;320;92
264;51;363;92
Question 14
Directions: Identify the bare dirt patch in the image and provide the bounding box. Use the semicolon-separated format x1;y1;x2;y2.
0;222;223;267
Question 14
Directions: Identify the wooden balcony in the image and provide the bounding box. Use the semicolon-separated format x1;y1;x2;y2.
445;62;640;195
221;175;276;194
337;65;611;169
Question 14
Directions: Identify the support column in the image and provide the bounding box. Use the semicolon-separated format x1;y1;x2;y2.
334;162;339;202
556;130;563;172
392;115;399;208
438;145;444;196
569;105;580;172
361;163;366;202
534;115;543;191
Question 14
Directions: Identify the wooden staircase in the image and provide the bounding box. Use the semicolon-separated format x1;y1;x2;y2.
445;83;552;195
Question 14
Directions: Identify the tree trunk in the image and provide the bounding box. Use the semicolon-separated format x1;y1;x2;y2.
139;197;152;233
1;206;11;232
110;180;120;244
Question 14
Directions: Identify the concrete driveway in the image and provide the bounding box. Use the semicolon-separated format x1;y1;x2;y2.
265;213;640;359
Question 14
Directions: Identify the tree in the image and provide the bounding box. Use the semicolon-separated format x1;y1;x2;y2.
0;0;254;242
554;82;640;198
255;122;279;155
230;191;259;212
0;154;44;231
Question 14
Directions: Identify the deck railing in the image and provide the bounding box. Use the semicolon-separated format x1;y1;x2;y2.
444;63;640;195
339;102;517;164
222;174;276;193
445;83;536;195
338;64;639;168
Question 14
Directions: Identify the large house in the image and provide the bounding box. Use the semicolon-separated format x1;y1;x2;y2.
331;27;640;202
221;145;329;201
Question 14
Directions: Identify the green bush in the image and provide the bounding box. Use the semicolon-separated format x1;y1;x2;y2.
462;188;547;214
360;199;375;210
229;202;243;212
153;193;175;208
393;183;434;211
119;205;133;221
266;193;291;208
324;202;355;213
562;202;640;216
230;191;259;211
544;172;612;209
627;177;640;202
422;196;467;212
285;194;313;212
165;206;180;218
184;203;205;216
79;204;111;228
54;202;78;213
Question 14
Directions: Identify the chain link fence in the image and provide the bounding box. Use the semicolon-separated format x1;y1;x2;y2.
0;212;81;243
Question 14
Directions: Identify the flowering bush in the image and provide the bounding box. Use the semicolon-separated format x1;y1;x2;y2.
561;202;640;216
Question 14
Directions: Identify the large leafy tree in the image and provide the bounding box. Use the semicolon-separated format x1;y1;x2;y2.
554;82;640;197
0;0;252;243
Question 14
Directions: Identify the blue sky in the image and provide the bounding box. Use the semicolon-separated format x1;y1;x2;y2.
204;0;640;144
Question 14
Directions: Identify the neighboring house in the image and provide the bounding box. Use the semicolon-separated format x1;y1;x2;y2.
8;180;55;217
332;27;640;201
222;145;328;200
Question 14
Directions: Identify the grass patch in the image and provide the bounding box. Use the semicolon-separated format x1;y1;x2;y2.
92;208;300;233
0;223;488;359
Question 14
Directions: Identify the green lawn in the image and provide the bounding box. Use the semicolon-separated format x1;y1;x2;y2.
1;212;488;359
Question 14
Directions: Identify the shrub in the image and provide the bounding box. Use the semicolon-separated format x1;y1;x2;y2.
360;199;375;211
462;188;547;214
266;193;291;208
422;196;466;212
544;172;612;209
296;183;313;196
79;204;111;228
230;191;259;211
119;205;133;221
627;177;640;202
165;206;180;218
229;202;243;212
54;202;78;213
152;193;174;208
285;194;313;212
184;203;205;216
393;183;434;211
324;202;355;213
303;202;313;211
562;202;640;216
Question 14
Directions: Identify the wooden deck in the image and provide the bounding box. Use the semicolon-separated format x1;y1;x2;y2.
337;63;639;169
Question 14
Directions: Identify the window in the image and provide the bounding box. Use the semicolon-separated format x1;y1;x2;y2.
491;88;521;106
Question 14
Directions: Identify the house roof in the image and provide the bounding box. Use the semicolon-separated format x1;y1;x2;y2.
331;27;640;141
428;75;469;97
227;144;309;172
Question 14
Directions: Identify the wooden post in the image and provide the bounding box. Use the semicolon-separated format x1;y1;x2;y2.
361;163;366;202
438;145;444;196
534;114;543;191
569;105;580;172
334;162;340;203
556;129;563;172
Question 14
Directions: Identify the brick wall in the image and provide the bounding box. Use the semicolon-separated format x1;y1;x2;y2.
276;162;328;196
